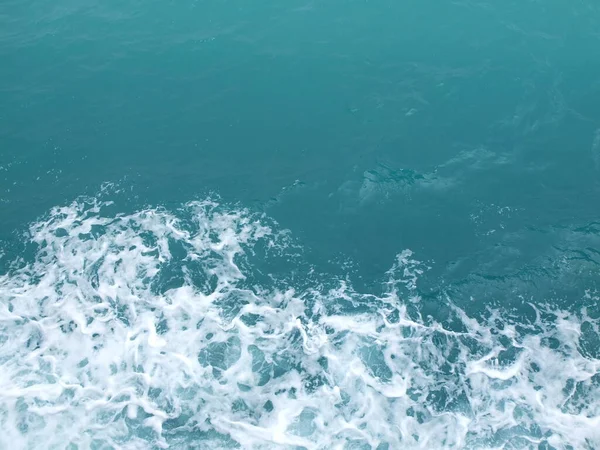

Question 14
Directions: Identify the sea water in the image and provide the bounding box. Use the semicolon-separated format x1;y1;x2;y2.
1;0;600;449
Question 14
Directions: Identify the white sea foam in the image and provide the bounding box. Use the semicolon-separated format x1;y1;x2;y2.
0;197;599;449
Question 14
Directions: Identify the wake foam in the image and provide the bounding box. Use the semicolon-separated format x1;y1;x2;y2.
0;197;599;449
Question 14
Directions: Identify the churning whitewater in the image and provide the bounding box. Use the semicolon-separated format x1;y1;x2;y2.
0;196;599;450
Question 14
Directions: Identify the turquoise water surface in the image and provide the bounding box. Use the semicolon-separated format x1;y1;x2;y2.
2;0;600;449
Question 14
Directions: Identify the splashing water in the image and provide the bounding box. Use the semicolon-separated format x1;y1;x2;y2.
0;198;599;450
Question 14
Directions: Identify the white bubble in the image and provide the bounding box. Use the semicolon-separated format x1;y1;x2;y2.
0;197;598;449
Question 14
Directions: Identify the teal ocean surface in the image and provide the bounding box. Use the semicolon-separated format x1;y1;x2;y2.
2;1;600;449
